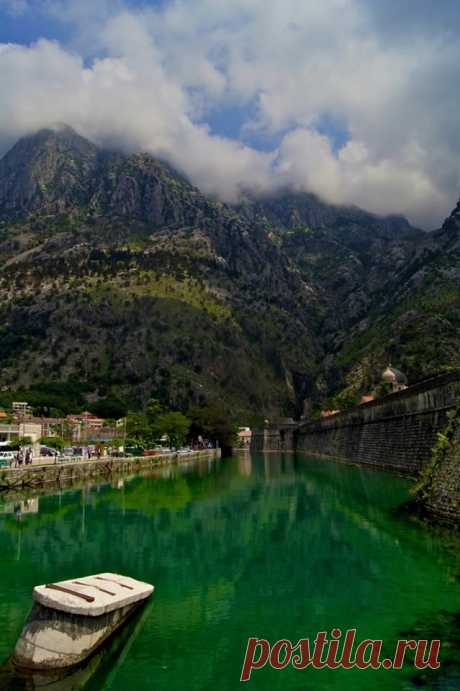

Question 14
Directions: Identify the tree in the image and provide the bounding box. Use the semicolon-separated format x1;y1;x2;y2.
145;399;163;426
327;389;359;412
153;412;191;449
125;412;150;446
39;436;65;450
50;421;74;442
188;404;238;449
89;397;127;420
8;436;33;450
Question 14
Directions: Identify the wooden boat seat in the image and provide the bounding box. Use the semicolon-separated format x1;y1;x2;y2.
34;573;154;617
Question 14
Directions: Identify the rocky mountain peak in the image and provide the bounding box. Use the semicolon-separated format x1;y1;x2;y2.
0;125;99;217
0;126;458;416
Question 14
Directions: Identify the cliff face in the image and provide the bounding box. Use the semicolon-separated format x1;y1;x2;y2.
0;127;99;216
0;126;458;417
331;198;460;399
0;128;322;418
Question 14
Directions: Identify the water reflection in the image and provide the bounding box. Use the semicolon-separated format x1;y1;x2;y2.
0;600;152;691
0;453;458;691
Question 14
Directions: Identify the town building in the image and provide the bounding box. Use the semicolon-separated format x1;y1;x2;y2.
320;409;340;418
0;421;42;445
237;427;252;448
360;394;375;404
24;417;67;438
382;365;408;392
12;401;33;417
66;412;105;429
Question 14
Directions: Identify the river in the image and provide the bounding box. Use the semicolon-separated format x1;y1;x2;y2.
0;453;459;691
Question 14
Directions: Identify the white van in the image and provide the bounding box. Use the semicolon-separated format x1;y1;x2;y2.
0;450;15;465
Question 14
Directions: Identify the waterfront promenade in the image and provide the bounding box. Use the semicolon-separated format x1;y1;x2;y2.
0;449;221;491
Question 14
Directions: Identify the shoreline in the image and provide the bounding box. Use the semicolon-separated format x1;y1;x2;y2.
0;449;221;492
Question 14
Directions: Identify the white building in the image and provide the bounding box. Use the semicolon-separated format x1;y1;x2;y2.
382;365;408;393
12;401;33;417
0;421;42;445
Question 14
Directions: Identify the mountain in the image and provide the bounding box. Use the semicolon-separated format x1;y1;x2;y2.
328;198;460;400
0;126;457;418
238;192;422;324
237;191;426;394
0;127;322;419
0;126;99;216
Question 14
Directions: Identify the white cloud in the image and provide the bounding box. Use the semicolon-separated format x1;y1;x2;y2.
0;0;459;227
0;25;274;204
275;129;447;224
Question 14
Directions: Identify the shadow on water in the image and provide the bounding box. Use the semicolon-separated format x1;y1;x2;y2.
0;599;153;691
400;610;460;691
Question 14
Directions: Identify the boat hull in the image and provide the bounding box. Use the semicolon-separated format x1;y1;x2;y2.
13;601;143;671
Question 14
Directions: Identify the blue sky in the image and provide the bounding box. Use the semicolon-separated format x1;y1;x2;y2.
0;0;350;151
0;0;459;228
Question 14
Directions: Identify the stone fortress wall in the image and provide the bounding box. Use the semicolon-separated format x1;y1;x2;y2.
251;370;460;526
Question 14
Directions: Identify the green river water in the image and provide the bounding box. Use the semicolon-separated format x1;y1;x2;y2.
0;454;458;691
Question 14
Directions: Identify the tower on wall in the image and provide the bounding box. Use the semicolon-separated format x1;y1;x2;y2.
382;364;408;393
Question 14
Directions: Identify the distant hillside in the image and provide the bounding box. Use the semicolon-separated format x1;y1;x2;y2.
0;127;321;420
330;199;460;399
0;126;458;418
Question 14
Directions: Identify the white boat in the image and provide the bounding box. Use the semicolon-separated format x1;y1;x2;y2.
12;573;154;671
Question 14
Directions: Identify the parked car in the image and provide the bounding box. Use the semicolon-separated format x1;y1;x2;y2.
62;447;76;457
40;446;59;457
124;446;144;457
0;450;15;466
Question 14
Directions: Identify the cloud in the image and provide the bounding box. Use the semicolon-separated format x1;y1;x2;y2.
0;0;459;227
276;129;447;224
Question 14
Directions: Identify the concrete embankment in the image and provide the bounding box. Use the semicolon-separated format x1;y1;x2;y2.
0;449;221;491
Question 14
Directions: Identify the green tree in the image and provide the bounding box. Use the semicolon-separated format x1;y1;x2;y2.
188;404;238;449
39;436;65;450
125;412;150;446
374;381;393;399
49;421;74;442
327;389;360;412
153;411;191;449
145;398;163;426
89;397;127;420
9;436;33;450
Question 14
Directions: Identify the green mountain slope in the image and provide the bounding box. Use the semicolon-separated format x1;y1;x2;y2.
0;128;322;419
0;126;458;417
330;199;460;398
